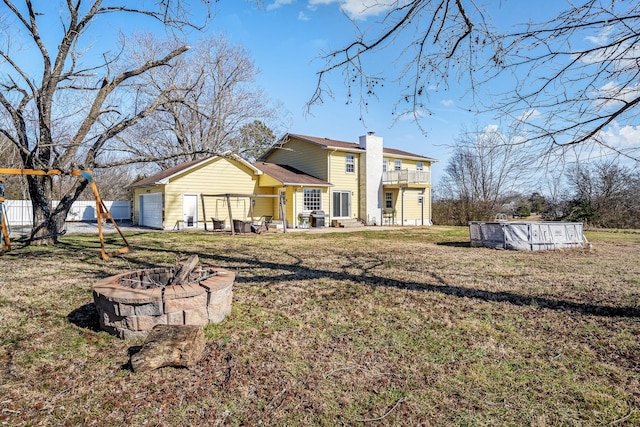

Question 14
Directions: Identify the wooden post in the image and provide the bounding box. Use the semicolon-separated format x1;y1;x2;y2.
226;194;234;235
279;193;287;234
201;194;208;232
0;179;10;252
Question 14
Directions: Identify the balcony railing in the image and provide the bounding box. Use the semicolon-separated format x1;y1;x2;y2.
382;169;431;185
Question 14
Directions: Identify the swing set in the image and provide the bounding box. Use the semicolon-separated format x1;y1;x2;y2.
0;168;130;259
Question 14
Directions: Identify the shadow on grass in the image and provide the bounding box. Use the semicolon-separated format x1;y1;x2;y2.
119;346;144;372
67;303;101;332
436;241;472;248
125;242;640;319
56;235;640;321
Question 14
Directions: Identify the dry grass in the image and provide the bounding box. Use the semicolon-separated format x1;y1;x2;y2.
1;226;639;426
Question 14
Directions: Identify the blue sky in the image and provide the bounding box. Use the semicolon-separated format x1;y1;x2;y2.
209;1;476;185
5;1;638;188
202;0;640;187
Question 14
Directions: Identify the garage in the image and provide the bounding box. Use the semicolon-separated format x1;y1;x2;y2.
139;193;163;229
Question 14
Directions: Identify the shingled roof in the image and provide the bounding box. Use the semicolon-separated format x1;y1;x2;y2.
267;133;438;162
252;162;331;187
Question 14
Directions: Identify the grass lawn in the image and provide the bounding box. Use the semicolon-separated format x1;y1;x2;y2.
1;226;639;426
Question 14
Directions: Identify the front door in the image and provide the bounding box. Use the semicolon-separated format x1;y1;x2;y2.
332;191;350;218
183;194;198;227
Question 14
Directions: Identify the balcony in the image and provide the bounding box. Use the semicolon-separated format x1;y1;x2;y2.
382;169;431;186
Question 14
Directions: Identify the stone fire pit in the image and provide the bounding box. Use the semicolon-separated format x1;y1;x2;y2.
92;262;234;339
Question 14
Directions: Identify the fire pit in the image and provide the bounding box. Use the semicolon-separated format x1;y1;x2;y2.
92;258;234;339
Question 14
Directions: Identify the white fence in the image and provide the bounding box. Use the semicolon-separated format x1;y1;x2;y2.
4;200;131;226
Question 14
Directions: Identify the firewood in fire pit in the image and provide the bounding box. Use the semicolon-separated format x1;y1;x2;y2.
130;324;206;372
169;254;200;286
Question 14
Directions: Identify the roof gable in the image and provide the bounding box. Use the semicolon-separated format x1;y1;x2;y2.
128;153;262;188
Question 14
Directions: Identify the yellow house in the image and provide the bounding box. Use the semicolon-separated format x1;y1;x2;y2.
129;153;331;230
260;133;437;226
129;133;437;229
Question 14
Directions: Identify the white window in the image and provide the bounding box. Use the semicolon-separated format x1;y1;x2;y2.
345;154;355;173
303;188;321;211
382;159;388;172
394;160;402;171
385;192;393;209
416;162;424;171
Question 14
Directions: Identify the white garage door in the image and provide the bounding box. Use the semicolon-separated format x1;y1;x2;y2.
139;193;163;229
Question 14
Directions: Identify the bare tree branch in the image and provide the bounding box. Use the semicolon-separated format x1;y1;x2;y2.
311;0;640;163
0;0;211;244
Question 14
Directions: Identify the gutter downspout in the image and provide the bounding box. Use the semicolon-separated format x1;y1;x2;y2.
401;187;405;226
421;190;424;226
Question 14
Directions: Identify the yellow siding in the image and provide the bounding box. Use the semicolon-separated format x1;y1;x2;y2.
282;186;329;228
383;187;431;225
258;174;283;187
163;157;267;227
384;157;430;172
399;188;427;225
263;138;328;180
328;151;359;218
270;188;285;221
284;187;295;226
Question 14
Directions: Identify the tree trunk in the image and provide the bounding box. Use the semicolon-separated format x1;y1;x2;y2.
27;175;71;245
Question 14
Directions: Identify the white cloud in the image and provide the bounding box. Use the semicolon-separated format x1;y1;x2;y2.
593;82;640;110
585;26;613;46
515;108;541;123
308;0;396;20
482;124;500;134
440;99;454;107
579;36;640;72
397;109;425;121
266;0;296;12
598;121;640;148
298;11;310;20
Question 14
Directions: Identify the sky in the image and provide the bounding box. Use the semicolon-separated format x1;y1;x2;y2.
201;0;639;187
208;0;479;185
3;1;638;189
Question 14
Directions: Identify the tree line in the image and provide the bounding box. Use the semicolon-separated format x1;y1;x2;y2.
433;125;640;229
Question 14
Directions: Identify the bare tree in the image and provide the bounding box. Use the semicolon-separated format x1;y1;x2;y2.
228;120;276;161
111;35;281;170
311;0;640;162
0;0;210;244
565;161;639;228
438;124;533;223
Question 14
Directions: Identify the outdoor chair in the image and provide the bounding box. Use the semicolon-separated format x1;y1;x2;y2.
211;218;225;231
252;215;273;232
